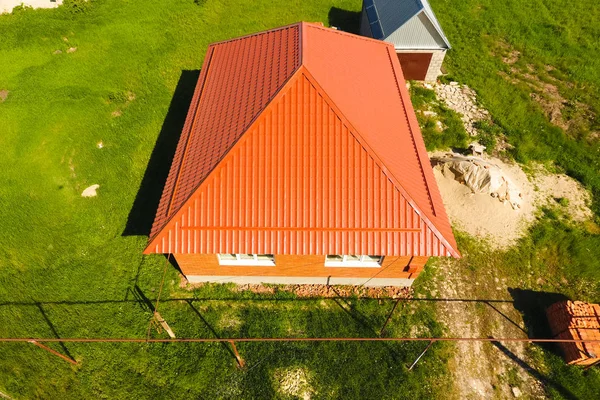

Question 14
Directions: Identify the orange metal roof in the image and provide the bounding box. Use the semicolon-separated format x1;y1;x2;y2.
145;22;459;257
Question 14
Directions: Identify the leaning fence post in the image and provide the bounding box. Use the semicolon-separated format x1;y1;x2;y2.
229;341;246;368
408;340;434;371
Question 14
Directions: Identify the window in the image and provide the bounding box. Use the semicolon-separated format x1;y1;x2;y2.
324;255;383;267
217;254;275;266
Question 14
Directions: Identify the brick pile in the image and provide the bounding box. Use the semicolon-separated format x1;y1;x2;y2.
546;300;600;366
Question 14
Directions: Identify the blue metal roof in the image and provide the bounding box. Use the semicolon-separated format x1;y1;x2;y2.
364;0;451;48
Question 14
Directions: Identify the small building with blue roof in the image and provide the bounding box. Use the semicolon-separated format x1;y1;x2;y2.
360;0;451;81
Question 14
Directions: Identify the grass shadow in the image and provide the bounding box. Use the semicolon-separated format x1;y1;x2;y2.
122;70;200;237
36;303;76;362
328;7;361;34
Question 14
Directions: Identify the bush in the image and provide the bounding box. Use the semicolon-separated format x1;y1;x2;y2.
61;0;93;14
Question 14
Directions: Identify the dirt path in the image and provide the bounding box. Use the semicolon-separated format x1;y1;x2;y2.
426;258;546;399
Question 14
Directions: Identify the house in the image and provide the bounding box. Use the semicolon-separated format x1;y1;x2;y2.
144;22;459;287
359;0;451;81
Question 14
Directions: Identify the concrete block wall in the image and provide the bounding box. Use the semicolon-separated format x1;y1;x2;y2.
424;49;446;82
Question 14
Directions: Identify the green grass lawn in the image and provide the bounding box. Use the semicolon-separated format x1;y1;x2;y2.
1;0;600;398
0;1;450;398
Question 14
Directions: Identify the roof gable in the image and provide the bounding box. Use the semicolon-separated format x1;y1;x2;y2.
146;22;459;257
146;68;455;256
387;12;449;49
363;0;450;48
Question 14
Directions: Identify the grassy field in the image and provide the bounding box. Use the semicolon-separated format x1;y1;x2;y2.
0;1;450;399
1;0;600;398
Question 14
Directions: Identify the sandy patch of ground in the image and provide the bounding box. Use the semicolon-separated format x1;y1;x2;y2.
430;152;592;249
273;367;314;400
0;89;8;102
531;170;593;222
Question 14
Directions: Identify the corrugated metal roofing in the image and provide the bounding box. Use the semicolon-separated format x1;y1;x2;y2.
145;22;459;258
386;12;449;49
362;0;451;49
149;24;300;239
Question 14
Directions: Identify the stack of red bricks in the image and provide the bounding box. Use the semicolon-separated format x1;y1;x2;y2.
546;300;600;366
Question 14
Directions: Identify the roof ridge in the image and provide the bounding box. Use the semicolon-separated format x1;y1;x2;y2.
303;21;395;47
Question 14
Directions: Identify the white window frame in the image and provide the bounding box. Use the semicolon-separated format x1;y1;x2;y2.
217;254;275;266
324;255;383;267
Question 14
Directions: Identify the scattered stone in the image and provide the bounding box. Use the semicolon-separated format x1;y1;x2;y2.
434;83;491;136
405;81;411;90
435;120;444;131
536;277;545;285
62;37;69;42
53;49;63;55
424;82;434;90
422;110;438;117
81;184;100;198
511;386;522;398
67;47;77;53
96;141;103;149
469;142;486;156
0;90;8;102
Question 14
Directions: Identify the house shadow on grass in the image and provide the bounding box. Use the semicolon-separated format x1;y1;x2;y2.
328;7;361;34
122;70;200;237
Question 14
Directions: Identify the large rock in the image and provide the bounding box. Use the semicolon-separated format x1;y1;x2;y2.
81;184;100;198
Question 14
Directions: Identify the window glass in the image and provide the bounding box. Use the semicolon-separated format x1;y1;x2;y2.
324;255;382;267
217;254;275;266
361;255;382;262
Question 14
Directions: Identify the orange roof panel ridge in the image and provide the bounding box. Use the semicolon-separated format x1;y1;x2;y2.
146;22;459;257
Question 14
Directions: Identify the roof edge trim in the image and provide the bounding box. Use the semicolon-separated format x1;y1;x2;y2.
165;46;216;217
385;45;459;257
419;8;451;49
